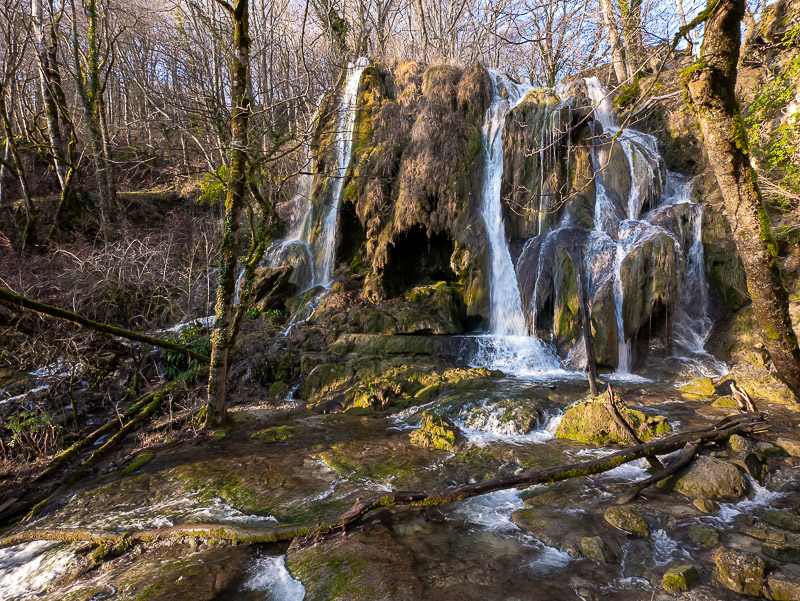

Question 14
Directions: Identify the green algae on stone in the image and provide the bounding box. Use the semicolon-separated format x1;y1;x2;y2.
662;564;699;593
659;456;749;501
765;510;800;533
678;377;717;399
252;425;297;443
713;547;766;597
603;505;650;538
688;524;720;548
556;397;670;445
409;411;459;451
724;363;798;406
768;566;800;601
712;396;740;408
580;536;619;563
120;452;155;476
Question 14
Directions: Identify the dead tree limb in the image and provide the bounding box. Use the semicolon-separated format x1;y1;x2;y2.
604;383;663;471
616;441;701;505
0;413;765;552
730;381;757;412
0;286;210;363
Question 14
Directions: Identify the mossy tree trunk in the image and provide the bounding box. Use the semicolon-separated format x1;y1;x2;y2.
0;89;36;249
205;0;251;428
682;0;800;398
69;0;117;241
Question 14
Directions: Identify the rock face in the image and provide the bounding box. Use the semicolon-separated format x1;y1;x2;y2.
556;397;670;445
713;547;766;597
723;363;798;406
306;61;492;319
659;456;749;501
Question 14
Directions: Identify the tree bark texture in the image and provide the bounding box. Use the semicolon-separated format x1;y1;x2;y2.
205;0;251;428
682;0;800;398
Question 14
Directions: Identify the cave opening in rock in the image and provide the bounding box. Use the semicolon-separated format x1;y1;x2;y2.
630;299;672;370
383;226;457;296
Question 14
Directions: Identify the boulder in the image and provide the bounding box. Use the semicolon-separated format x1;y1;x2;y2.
723;363;798;406
693;497;720;514
556;397;670;445
768;565;800;601
689;524;720;548
678;377;717;400
702;201;750;312
713;547;766;597
604;505;650;538
659;456;749;501
409;411;459;451
764;510;800;533
777;437;800;457
662;564;699;594
580;536;619;563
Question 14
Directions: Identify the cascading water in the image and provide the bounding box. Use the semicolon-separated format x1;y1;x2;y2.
482;73;531;337
581;77;720;375
315;57;369;288
472;72;563;377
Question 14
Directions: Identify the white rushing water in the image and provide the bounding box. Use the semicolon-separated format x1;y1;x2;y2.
473;72;567;376
481;72;531;337
316;57;369;288
582;77;719;376
244;554;306;600
0;542;75;600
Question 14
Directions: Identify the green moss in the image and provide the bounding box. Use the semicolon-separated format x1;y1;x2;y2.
409;411;458;450
662;564;699;593
120;452;155;476
252;425;297;443
556;397;671;444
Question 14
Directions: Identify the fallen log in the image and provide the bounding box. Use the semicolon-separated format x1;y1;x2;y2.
0;286;210;363
616;441;701;505
604;383;663;471
0;412;766;552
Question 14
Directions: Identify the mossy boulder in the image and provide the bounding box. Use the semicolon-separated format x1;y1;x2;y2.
678;377;716;400
702;201;750;313
768;566;800;601
603;505;650;538
396;282;465;334
713;547;766;597
556;397;670;445
662;564;699;593
659;456;749;501
765;510;800;533
777;437;800;457
723;363;798;406
580;536;619;563
693;497;720;514
689;524;720;548
409;411;459;451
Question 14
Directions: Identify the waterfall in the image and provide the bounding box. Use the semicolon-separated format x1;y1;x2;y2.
582;77;720;375
471;72;563;377
316;57;369;288
481;72;532;336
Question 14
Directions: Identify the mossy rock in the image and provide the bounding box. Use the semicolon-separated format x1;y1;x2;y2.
764;510;800;533
712;396;740;408
580;536;619;563
777;437;800;457
659;456;749;501
662;564;699;593
268;381;290;399
556;397;670;445
678;377;716;400
603;505;650;538
768;566;800;601
724;363;798;406
300;363;353;403
693;497;720;514
689;524;720;548
409;411;459;451
713;547;766;597
252;425;297;443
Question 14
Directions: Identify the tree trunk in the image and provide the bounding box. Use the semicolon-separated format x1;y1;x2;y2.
598;0;628;84
682;0;800;398
205;0;251;428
